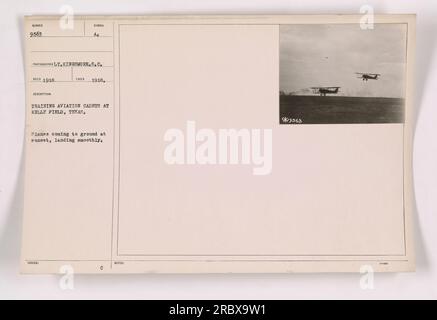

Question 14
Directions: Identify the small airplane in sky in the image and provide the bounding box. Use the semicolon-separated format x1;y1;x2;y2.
310;86;340;96
356;72;381;81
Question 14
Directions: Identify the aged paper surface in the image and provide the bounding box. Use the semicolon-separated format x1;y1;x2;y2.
21;15;415;273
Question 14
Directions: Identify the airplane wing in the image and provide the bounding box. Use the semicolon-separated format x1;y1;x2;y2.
311;86;340;89
310;87;341;90
356;73;381;76
321;86;340;89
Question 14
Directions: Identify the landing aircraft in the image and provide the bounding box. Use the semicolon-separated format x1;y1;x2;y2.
356;73;381;81
310;86;340;97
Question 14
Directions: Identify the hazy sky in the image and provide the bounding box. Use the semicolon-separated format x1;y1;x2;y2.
280;24;407;98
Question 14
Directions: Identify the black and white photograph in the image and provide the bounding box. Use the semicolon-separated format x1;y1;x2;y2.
280;24;407;124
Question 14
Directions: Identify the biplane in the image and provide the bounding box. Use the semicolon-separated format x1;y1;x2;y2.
356;73;381;81
310;86;340;96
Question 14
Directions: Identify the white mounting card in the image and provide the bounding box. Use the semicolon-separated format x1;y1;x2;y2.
21;15;416;273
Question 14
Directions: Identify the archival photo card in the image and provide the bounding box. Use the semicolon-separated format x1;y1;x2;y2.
279;24;407;124
21;15;415;273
